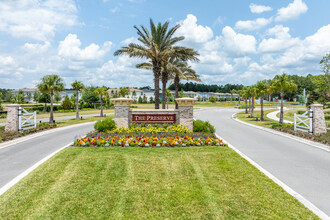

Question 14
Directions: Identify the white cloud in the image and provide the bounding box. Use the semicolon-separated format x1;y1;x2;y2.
0;56;15;66
249;3;273;14
176;14;213;45
275;0;308;22
0;0;78;42
235;17;272;31
23;41;51;53
58;34;112;61
222;26;257;56
258;25;300;53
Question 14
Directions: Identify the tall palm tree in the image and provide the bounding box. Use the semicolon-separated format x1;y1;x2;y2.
271;73;297;124
168;61;200;109
255;81;267;121
94;87;108;117
71;80;85;120
249;86;257;118
114;19;186;109
241;88;249;114
37;74;64;124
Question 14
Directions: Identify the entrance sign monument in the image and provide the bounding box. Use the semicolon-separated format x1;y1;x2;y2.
111;98;196;130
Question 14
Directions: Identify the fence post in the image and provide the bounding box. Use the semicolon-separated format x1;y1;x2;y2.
34;111;37;128
294;113;296;131
5;104;20;132
311;104;326;135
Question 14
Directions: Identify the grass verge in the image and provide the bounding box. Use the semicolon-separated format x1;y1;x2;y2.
235;110;278;129
0;147;317;219
0;115;114;143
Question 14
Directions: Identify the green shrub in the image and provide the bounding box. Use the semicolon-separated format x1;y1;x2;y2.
193;120;216;133
94;117;117;132
271;123;294;129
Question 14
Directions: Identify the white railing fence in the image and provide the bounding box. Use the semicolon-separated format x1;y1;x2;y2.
18;107;37;131
294;110;313;134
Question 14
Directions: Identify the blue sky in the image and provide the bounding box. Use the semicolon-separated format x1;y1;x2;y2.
0;0;330;89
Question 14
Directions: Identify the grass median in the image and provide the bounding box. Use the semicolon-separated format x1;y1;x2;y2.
0;147;317;219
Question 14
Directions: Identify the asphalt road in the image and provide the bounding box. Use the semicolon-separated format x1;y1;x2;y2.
0;123;95;188
195;108;330;216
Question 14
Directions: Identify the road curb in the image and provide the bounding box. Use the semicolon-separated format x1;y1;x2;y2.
0;142;72;196
232;113;330;153
0;121;95;151
215;133;330;219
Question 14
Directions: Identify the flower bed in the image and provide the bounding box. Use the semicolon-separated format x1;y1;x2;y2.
73;135;227;147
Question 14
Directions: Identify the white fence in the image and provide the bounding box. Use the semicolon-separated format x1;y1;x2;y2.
18;107;37;131
294;110;313;134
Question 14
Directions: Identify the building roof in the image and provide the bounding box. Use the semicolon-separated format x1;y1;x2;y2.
12;88;36;92
108;88;143;93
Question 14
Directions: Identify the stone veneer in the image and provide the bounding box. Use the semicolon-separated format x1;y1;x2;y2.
5;104;20;132
111;98;133;128
111;97;196;130
311;104;327;135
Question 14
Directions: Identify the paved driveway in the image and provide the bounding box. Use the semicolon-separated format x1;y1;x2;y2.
195;108;330;216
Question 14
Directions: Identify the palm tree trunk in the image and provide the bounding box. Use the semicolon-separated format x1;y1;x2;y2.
76;90;79;120
167;97;169;109
238;95;240;105
153;63;161;109
251;96;254;118
174;74;179;109
245;99;248;113
43;103;46;111
248;98;251;112
161;72;167;109
260;96;264;121
280;90;284;124
230;95;232;104
269;94;271;102
50;91;54;124
100;96;103;117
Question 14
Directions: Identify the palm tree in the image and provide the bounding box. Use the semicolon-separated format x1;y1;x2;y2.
166;89;172;109
94;87;108;117
168;61;200;109
114;19;187;109
249;86;257;118
71;80;85;120
271;73;297;123
255;81;267;121
230;89;236;104
37;74;64;124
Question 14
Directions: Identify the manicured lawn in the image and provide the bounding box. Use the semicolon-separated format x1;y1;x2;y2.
0;147;317;219
236;110;279;128
0;109;115;123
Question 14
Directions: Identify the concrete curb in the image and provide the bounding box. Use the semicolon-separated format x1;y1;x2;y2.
0;142;72;196
0;121;95;151
232;113;330;153
215;133;330;220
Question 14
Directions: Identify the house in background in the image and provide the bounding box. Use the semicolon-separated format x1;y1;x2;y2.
108;88;144;101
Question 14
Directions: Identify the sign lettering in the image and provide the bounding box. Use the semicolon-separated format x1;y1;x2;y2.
132;114;176;123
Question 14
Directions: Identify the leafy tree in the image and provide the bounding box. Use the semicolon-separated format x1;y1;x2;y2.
33;90;40;103
38;92;51;111
115;19;191;109
248;86;257;118
82;86;99;108
119;87;130;97
143;94;148;103
240;88;249;114
37;74;65;123
149;96;154;103
94;87;109;117
255;81;267;121
132;90;137;100
4;90;13;102
209;96;216;103
54;92;61;103
62;95;72;110
178;88;184;98
306;92;314;109
71;80;85;120
138;96;143;104
230;89;236;103
271;73;297;124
